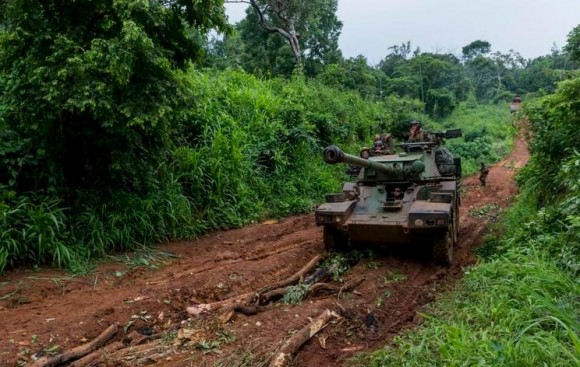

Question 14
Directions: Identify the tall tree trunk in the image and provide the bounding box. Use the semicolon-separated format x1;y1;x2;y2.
247;0;303;73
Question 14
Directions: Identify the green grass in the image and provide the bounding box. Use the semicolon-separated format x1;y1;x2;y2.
352;248;579;367
437;103;515;175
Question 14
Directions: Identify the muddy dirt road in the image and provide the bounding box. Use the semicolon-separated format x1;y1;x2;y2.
0;136;529;367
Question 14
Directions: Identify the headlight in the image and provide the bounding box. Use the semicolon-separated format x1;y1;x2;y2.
335;216;342;223
414;218;424;227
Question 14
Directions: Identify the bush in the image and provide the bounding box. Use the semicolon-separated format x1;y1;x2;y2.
0;69;402;271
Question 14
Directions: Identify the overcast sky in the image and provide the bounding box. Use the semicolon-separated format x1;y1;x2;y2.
225;0;580;65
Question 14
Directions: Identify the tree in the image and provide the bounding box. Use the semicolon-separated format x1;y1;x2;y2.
464;55;500;101
462;40;491;61
564;24;580;63
226;0;342;76
411;54;467;117
240;0;303;70
317;56;384;99
0;0;229;195
378;51;468;117
378;42;415;77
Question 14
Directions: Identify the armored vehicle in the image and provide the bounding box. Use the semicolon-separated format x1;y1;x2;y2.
315;130;462;265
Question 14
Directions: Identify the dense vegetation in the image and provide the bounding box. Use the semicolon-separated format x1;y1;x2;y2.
0;0;577;287
354;38;580;367
0;1;578;365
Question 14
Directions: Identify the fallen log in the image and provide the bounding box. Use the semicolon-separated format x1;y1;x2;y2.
105;342;172;361
186;255;322;316
259;287;287;304
68;341;124;367
309;277;365;297
186;292;257;316
31;323;118;367
269;309;340;367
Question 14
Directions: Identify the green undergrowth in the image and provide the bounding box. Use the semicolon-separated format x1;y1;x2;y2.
0;67;514;273
440;102;515;175
352;76;580;367
354;250;579;366
1;70;417;272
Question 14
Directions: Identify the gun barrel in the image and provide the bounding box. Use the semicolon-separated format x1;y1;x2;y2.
323;145;394;174
427;129;462;139
443;128;462;139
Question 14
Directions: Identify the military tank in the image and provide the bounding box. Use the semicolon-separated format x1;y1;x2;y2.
315;130;462;265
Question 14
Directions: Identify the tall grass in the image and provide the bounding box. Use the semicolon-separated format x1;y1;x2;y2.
354;251;579;367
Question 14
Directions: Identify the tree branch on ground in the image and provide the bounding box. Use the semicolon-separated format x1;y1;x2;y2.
269;309;341;367
31;324;119;367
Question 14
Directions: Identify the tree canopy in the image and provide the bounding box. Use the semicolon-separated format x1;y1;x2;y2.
462;40;491;60
0;0;229;196
564;24;580;63
221;0;342;76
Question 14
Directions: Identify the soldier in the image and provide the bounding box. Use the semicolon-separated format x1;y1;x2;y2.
372;134;384;153
509;95;522;114
381;133;395;154
479;162;489;186
359;147;370;159
372;139;384;154
392;187;404;200
408;120;430;143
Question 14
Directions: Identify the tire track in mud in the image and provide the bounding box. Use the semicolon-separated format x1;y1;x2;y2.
160;239;315;284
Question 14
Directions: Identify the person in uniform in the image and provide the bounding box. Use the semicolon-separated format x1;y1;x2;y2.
393;187;404;200
381;133;395;154
359;147;370;159
479;162;489;186
408;120;430;143
372;134;385;154
510;95;522;114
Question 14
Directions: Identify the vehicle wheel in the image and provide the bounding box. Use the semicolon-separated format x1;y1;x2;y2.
323;226;348;252
433;227;453;265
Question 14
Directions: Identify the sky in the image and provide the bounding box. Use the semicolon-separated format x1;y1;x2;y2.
225;0;580;65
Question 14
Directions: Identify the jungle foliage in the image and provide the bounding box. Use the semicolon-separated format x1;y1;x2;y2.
354;36;580;367
210;6;578;118
0;0;577;284
0;30;419;272
0;3;578;365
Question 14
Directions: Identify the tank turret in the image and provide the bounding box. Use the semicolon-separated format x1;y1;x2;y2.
316;130;463;265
